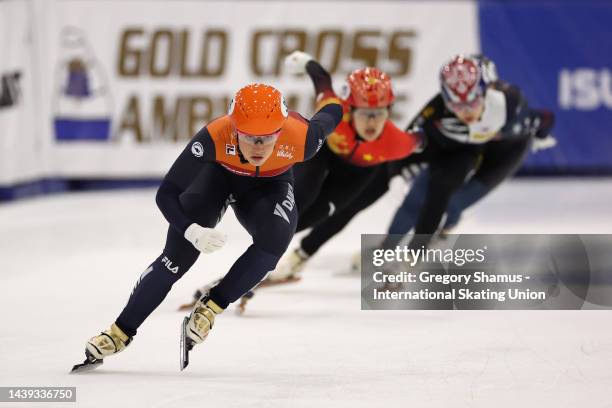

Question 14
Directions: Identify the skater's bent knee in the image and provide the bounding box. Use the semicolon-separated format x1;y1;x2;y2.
254;234;293;257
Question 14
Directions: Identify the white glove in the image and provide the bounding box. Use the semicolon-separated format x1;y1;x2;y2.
284;50;313;75
531;135;557;152
184;223;227;254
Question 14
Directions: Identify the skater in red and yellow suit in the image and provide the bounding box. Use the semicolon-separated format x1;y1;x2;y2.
268;51;422;282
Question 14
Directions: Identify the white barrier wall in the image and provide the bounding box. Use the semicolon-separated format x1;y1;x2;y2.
0;0;40;185
1;0;478;185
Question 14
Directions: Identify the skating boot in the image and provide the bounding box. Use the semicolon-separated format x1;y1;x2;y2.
180;296;224;370
186;296;224;344
263;248;309;286
86;323;132;359
177;278;221;311
71;323;132;373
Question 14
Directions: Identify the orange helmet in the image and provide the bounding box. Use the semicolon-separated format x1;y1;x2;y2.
228;83;288;135
343;67;395;108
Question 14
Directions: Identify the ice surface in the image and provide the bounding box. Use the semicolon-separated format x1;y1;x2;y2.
1;178;612;407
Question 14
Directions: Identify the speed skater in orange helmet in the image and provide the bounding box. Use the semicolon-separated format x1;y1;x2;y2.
176;53;423;307
72;82;342;372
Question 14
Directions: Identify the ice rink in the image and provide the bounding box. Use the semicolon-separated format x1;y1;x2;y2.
1;178;612;407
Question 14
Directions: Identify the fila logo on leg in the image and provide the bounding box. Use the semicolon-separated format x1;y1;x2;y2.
162;256;179;274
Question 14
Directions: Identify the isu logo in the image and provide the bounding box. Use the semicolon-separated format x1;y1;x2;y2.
559;68;612;110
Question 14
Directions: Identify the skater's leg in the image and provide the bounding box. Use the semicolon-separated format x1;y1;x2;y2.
409;149;481;247
474;138;530;188
294;144;332;216
386;168;430;236
209;181;298;307
297;158;377;231
442;180;489;229
444;138;530;229
301;167;390;256
114;227;200;336
114;165;231;337
266;166;391;283
382;148;481;250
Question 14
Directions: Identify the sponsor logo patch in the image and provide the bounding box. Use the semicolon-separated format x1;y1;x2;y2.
162;256;179;274
273;184;296;224
191;142;204;157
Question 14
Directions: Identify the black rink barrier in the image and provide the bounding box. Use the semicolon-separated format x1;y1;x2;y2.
361;234;612;310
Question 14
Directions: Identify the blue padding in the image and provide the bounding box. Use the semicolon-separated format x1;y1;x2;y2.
54;118;111;141
0;179;161;202
479;0;612;173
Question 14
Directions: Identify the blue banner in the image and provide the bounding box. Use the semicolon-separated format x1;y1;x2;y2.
479;0;612;173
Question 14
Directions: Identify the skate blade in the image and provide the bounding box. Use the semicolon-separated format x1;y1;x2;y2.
177;301;196;311
180;316;193;371
70;358;103;374
257;276;301;288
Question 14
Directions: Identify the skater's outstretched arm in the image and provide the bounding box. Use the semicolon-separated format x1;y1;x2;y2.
305;60;335;100
303;103;343;160
492;81;555;146
284;50;335;101
525;108;556;151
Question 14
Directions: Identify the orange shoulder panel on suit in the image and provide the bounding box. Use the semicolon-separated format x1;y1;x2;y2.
206;114;309;177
